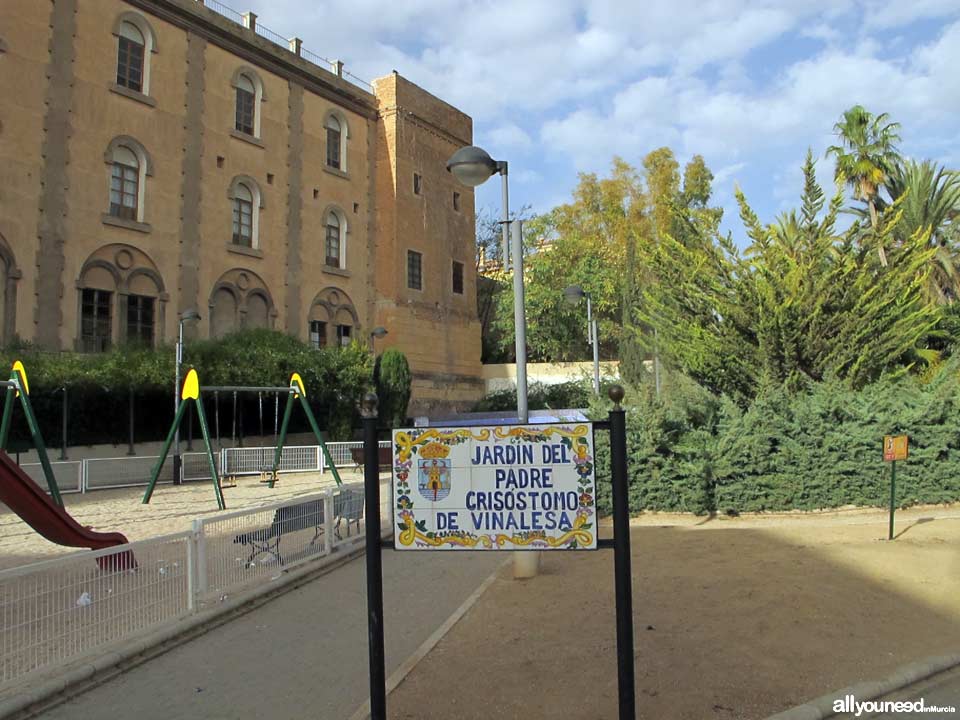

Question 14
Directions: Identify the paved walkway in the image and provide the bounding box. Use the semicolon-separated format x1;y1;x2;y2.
36;548;505;720
836;665;960;718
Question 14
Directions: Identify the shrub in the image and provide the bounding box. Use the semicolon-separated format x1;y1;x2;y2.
374;349;412;427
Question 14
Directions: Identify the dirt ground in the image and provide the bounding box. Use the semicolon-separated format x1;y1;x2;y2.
388;505;960;720
0;468;373;571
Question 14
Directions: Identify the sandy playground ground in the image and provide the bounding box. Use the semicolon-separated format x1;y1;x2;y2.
0;468;377;571
389;505;960;720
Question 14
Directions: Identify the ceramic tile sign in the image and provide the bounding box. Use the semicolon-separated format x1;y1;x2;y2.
392;423;596;550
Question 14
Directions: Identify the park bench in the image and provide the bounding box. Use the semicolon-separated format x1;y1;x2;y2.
233;488;366;566
233;498;325;567
349;446;392;471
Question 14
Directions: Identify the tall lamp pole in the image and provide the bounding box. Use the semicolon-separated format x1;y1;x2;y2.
449;145;535;579
563;285;600;395
173;309;200;485
447;146;527;423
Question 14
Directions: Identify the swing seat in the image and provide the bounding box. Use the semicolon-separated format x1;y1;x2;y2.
221;474;238;489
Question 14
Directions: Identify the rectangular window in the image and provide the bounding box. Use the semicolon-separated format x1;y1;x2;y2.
337;324;352;347
326;128;341;169
407;250;422;290
110;163;138;220
232;198;253;246
452;261;464;295
235;88;255;135
309;320;327;349
116;37;144;92
126;295;155;345
81;289;112;353
453;192;461;211
413;173;422;195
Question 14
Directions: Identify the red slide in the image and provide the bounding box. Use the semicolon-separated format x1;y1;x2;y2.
0;451;134;570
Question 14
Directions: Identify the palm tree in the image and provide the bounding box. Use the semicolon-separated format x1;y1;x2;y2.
826;105;902;264
853;159;960;302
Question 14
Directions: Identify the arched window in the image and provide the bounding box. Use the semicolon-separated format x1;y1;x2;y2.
103;136;152;226
228;176;263;249
232;68;265;139
110;145;140;221
113;13;157;96
235;74;255;135
326;115;341;170
116;23;144;92
325;212;341;267
324;112;348;172
233;182;254;247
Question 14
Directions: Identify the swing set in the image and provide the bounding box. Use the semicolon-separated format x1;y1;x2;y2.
0;361;63;504
142;370;342;510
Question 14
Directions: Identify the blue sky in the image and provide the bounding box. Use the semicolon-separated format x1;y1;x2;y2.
243;0;960;244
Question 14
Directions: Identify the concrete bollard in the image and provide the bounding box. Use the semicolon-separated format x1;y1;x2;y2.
513;550;541;579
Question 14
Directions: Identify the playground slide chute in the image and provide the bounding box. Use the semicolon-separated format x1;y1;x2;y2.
0;451;133;569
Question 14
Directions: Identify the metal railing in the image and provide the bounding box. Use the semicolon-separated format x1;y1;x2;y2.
7;443;391;495
220;446;319;477
0;482;392;689
83;455;173;492
325;441;392;468
0;533;192;687
193;0;372;91
21;462;83;495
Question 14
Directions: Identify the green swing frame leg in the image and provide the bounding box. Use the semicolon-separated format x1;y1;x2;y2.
299;395;342;487
268;397;295;488
0;385;14;450
0;370;64;507
142;399;225;510
269;392;342;488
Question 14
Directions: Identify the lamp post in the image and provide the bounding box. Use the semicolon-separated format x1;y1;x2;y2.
563;285;600;395
369;326;388;353
449;144;536;579
447;145;528;424
173;309;200;485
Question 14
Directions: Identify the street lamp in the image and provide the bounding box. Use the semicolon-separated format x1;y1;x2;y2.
173;308;200;485
447;145;528;424
369;326;388;352
563;285;600;395
449;144;536;580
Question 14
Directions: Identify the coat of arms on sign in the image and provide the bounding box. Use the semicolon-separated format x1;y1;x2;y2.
417;442;451;501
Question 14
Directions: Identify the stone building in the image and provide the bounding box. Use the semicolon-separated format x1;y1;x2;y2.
0;0;483;413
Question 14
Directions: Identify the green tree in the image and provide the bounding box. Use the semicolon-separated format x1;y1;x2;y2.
636;151;940;400
826;105;902;263
852;159;960;303
491;162;636;362
373;348;412;427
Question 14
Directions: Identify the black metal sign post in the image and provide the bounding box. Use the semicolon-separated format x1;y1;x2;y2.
361;393;387;720
360;386;635;720
608;385;636;719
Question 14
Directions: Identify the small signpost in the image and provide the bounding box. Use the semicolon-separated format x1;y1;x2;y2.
359;387;637;720
392;423;597;551
883;435;908;540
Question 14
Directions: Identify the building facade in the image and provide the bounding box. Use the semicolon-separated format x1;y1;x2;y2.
0;0;483;413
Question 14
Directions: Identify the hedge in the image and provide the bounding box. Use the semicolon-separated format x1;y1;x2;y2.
592;366;960;516
0;329;373;448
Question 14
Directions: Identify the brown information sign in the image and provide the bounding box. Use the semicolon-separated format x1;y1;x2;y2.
883;435;908;462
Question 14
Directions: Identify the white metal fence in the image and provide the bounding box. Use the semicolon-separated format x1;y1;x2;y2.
21;461;83;495
9;440;394;496
0;533;192;687
0;481;392;691
220;445;319;477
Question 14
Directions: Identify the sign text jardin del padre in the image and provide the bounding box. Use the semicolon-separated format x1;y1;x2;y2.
392;424;597;550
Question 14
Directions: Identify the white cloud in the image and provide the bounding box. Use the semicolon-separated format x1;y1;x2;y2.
483;123;534;152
